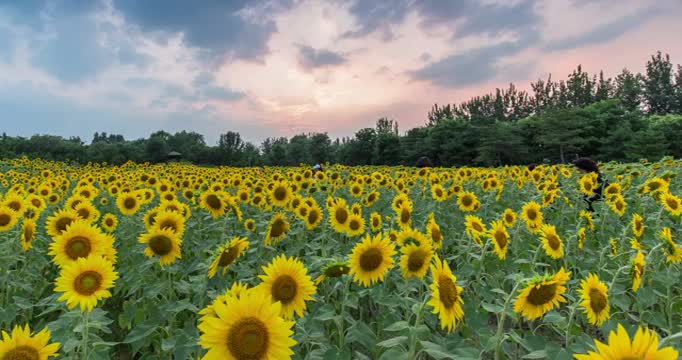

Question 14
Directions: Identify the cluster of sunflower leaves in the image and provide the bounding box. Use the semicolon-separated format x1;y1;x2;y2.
0;157;681;359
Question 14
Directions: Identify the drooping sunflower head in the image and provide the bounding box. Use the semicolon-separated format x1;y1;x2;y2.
208;237;250;279
577;273;610;326
20;219;37;251
264;213;290;246
314;260;350;284
513;267;571;321
54;255;118;312
399;240;434;280
631;213;644;238
427;255;464;332
257;254;317;319
348;233;396;287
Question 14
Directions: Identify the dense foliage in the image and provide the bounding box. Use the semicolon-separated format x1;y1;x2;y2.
2;51;682;167
0;157;681;359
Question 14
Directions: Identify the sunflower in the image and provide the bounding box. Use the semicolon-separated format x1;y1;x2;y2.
348;233;396;287
539;224;564;259
660;227;682;264
116;192;141;216
3;193;25;213
370;212;382;233
513;267;571;321
579;174;596;196
427;255;464;332
346;214;365;237
579;210;595;231
631;251;645;292
396;227;430;248
54;255;118;312
609;195;626;217
138;228;182;266
577;273;610;326
198;291;296;360
44;208;78;238
0;324;60;359
488;220;510;260
244;218;255;232
431;184;448;202
101;213;118;233
574;324;678;360
457;191;480;212
0;206;19;232
257;255;316;319
48;220;108;267
20;219;36;251
269;181;291;208
264;213;290;246
314;260;350;285
74;201;100;223
521;201;543;233
631;213;644;238
207;237;250;279
400;240;434;280
661;192;682;216
328;201;350;234
151;210;185;237
396;202;412;229
578;227;586;251
426;213;443;250
464;215;486;245
199;282;252;323
502;208;516;228
304;204;323;230
609;238;618;256
200;190;228;219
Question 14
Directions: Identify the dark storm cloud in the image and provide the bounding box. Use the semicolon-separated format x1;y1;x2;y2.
298;45;346;69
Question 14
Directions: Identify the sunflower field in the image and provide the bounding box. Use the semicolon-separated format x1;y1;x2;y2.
1;157;681;359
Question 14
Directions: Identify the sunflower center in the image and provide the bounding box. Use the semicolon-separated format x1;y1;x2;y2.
666;198;679;210
8;201;21;212
270;219;286;238
206;194;222;210
634;221;642;232
526;209;537;221
494;231;507;248
435;188;443;197
271;275;297;304
438;275;458;309
298;207;308;217
105;218;114;227
0;214;10;226
349;219;360;231
273;187;287;201
149;235;173;256
325;265;350;278
400;208;410;223
372;217;379;227
588;288;607;313
546;234;560;250
77;208;90;219
65;236;92;259
335;208;348;224
461;196;472;207
74;271;103;296
432;228;442;243
472;222;483;233
218;246;239;267
2;345;40;360
359;248;383;271
158;220;178;232
123;197;136;209
307;210;319;225
407;249;427;272
526;282;557;306
23;227;34;242
55;217;73;233
227;317;269;360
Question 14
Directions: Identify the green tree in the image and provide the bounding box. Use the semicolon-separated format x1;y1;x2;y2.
644;51;675;115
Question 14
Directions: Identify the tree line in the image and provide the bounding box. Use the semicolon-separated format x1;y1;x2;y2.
2;51;682;167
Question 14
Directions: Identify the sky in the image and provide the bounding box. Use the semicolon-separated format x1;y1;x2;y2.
1;0;681;145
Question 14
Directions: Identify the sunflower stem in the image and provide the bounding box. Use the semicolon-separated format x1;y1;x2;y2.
493;281;521;360
564;302;579;348
81;310;90;360
407;297;427;359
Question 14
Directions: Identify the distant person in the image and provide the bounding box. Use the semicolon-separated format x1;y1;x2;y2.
415;156;432;168
528;163;537;171
573;157;606;212
312;164;323;175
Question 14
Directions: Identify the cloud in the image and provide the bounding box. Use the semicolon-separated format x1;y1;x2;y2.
0;26;14;62
111;0;281;62
30;16;114;82
340;0;412;40
298;45;346;69
544;7;662;52
202;86;245;101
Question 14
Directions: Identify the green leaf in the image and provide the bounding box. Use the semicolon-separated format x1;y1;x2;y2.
481;302;504;313
376;336;408;349
384;321;410;332
522;350;548;359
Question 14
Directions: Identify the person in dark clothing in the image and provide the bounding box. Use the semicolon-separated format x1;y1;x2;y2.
416;156;432;168
573;157;607;212
528;163;537;171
